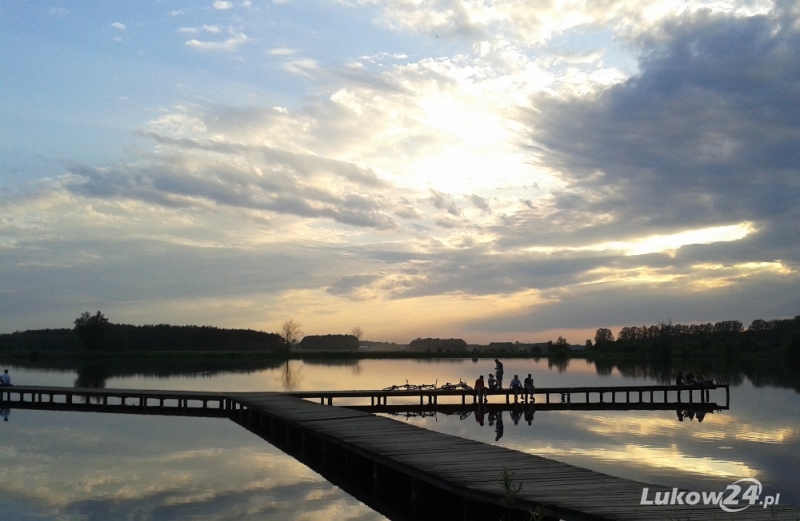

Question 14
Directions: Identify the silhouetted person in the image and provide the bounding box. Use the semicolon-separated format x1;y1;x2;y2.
495;411;504;441
525;404;535;425
677;410;685;422
510;404;521;426
523;374;535;403
1;408;9;422
685;371;694;384
0;369;10;387
686;410;695;421
475;402;485;426
494;359;504;389
676;372;684;385
510;374;522;402
488;373;498;390
474;375;487;403
696;409;706;422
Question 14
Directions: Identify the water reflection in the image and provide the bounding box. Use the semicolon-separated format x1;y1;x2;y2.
2;357;799;513
281;360;302;391
0;409;386;521
75;361;109;389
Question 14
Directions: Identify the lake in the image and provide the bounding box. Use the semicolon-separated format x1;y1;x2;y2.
1;357;798;519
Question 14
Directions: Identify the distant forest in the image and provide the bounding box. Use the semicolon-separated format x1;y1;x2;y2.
587;316;800;374
0;323;283;353
1;314;798;368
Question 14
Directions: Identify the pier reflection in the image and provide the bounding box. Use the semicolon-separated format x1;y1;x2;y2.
350;401;725;423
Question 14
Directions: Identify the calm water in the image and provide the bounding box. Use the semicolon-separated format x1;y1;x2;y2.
1;358;798;520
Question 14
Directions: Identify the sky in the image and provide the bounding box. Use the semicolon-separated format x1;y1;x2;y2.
1;0;799;344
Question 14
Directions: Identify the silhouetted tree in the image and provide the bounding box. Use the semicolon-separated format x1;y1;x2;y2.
350;326;364;341
281;319;303;346
74;311;109;351
594;328;614;344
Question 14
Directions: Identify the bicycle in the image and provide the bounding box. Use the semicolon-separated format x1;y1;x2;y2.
440;379;473;391
383;380;438;391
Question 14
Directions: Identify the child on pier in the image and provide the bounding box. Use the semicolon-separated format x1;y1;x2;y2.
474;375;487;403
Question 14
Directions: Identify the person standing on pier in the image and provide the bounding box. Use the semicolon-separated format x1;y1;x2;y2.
0;369;10;387
494;359;504;389
474;375;487;403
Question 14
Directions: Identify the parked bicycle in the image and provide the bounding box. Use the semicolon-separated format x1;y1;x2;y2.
439;379;473;391
383;380;438;391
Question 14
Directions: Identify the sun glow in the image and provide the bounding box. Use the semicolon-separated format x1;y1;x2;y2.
525;223;754;256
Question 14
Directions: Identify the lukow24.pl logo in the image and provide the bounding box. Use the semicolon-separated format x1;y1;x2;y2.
641;479;780;513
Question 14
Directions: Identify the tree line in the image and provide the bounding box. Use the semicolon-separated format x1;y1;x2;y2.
594;316;800;345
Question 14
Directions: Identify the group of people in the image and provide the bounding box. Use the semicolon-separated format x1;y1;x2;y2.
473;406;537;439
676;409;707;423
676;371;712;386
474;360;536;403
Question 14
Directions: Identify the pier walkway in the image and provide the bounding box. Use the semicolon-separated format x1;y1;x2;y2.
3;385;796;520
286;383;729;409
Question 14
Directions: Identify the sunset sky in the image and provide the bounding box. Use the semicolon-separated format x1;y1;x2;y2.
2;0;799;343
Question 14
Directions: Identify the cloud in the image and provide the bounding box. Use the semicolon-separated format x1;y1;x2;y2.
185;31;248;51
469;194;492;214
5;1;800;341
212;0;233;10
111;22;126;30
429;190;462;218
527;9;800;265
326;274;380;299
268;47;296;56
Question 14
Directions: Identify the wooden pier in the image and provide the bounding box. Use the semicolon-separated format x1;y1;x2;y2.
3;384;796;521
287;383;729;409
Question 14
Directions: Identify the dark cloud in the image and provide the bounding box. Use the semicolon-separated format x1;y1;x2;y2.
528;10;800;262
463;270;800;335
327;274;380;298
429;189;462;217
67;152;397;230
468;194;492;214
0;237;371;325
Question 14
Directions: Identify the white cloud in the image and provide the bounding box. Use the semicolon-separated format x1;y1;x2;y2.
282;58;320;76
213;0;234;10
268;47;296;56
185;31;248;51
111;22;126;30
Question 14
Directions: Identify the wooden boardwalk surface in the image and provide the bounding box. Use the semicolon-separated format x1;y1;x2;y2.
234;392;798;521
